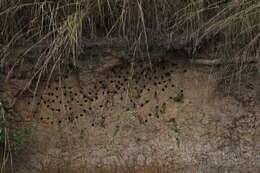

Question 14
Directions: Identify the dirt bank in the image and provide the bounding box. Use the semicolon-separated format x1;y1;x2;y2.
2;53;260;173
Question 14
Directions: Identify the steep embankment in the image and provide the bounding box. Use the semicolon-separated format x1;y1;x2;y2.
11;54;260;173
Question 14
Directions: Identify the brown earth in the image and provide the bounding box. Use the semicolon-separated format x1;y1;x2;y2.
1;50;260;173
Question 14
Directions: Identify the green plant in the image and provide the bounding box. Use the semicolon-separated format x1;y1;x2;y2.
173;91;184;102
0;96;32;151
68;113;75;122
0;95;32;173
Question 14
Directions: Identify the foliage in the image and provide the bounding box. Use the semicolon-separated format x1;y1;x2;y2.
0;95;32;151
173;91;184;102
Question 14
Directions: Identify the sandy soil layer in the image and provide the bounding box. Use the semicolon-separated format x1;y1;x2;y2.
4;54;260;173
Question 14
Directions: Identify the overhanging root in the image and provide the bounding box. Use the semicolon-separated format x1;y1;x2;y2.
190;56;259;65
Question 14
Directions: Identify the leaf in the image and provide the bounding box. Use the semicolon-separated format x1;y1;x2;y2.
173;91;184;102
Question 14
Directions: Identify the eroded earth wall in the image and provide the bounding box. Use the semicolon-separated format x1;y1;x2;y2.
12;56;260;173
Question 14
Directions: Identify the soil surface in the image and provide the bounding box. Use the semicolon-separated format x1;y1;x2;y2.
2;49;260;173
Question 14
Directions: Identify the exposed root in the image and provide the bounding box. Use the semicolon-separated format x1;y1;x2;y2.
191;56;259;65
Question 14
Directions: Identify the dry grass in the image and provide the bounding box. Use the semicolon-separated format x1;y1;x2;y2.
172;0;259;55
0;0;175;93
171;0;259;96
0;1;258;80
